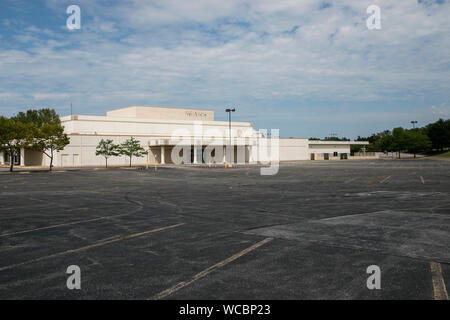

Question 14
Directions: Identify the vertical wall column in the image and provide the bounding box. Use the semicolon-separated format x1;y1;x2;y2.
20;148;25;166
248;145;254;163
0;151;4;165
148;146;158;165
223;146;227;163
193;144;198;164
237;145;245;164
251;140;258;164
225;144;235;164
161;145;165;164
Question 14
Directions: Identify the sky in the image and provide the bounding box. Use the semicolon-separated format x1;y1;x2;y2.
0;0;449;139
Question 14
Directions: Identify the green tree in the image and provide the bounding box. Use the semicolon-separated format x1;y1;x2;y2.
377;134;395;154
15;109;60;127
404;130;432;158
323;136;350;141
35;124;70;170
355;130;391;152
14;108;70;171
96;139;119;167
118;137;146;167
0;117;35;172
393;127;414;158
425;119;450;151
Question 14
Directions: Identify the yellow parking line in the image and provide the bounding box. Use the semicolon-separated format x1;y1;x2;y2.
151;237;273;300
420;176;425;184
0;223;184;272
345;177;359;183
430;261;449;300
379;175;391;184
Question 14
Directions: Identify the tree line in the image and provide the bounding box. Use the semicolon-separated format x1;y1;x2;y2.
309;137;351;141
354;118;450;158
0;109;69;172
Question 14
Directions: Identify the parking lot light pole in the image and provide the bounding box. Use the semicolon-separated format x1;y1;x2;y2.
411;121;418;158
225;108;236;163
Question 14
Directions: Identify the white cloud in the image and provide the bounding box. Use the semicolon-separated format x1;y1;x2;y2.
0;92;20;99
32;93;70;100
1;0;449;136
430;104;450;116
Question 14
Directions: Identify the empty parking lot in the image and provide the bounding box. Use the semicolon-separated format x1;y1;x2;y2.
0;159;449;299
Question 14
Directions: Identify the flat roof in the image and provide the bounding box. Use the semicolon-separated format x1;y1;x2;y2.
60;114;253;127
308;141;369;145
107;105;214;113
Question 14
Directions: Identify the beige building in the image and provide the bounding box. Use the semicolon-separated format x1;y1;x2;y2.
0;106;371;167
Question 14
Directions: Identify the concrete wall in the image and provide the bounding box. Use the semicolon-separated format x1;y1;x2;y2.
61;116;255;140
350;155;380;159
279;138;309;161
106;106;214;121
308;144;351;154
44;135;149;167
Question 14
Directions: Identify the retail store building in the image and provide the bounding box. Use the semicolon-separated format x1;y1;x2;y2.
0;106;371;167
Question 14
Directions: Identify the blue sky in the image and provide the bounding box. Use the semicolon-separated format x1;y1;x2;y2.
0;0;449;138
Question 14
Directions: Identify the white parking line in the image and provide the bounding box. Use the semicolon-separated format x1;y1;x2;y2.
0;223;184;272
151;237;273;300
0;213;129;237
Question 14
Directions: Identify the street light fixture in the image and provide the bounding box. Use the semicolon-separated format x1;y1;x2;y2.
225;108;236;163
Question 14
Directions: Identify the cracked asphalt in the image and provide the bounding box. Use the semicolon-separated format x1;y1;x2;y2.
0;159;449;299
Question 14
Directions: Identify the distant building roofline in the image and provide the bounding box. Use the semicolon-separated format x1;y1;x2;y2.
107;105;215;113
308;140;369;145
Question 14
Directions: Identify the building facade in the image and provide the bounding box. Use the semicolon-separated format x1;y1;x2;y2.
0;106;371;167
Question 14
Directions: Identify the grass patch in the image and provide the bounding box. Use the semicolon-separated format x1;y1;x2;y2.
434;151;450;158
425;150;450;158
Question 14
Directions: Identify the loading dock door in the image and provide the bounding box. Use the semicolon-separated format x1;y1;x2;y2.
61;154;70;167
73;154;80;166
